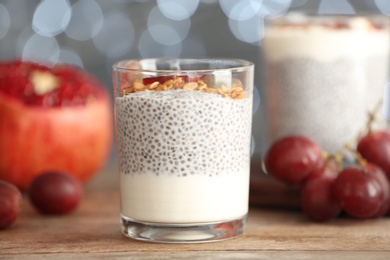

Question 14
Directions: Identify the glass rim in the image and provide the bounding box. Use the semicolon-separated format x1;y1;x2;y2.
265;11;390;26
112;57;254;74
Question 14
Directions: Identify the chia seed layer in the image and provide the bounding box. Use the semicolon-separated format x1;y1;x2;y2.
265;56;388;153
116;90;253;177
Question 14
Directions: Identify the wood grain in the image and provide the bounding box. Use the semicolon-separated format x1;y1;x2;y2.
1;163;390;259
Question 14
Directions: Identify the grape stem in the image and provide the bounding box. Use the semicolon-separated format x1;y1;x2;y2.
322;152;343;171
333;98;383;167
365;98;383;134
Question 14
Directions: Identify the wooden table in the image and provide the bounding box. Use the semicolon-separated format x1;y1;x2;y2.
2;163;390;259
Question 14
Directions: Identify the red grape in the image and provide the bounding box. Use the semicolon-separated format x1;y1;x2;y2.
264;136;323;185
334;165;388;219
363;163;390;217
300;160;341;221
28;171;83;215
0;181;22;229
357;130;390;179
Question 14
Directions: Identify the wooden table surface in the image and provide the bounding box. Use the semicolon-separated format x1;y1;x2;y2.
2;163;390;259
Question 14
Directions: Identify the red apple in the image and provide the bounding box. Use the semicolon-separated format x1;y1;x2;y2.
0;61;112;190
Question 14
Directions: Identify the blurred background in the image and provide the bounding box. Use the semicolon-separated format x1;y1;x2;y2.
0;0;389;162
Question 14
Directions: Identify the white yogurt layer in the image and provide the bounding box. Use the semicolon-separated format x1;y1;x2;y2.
116;89;253;224
263;16;390;62
120;170;249;224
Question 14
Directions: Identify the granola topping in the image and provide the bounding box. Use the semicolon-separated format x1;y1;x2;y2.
121;77;246;100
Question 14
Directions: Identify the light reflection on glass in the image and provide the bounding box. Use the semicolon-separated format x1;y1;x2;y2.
253;85;260;115
251;136;256;156
384;82;390;120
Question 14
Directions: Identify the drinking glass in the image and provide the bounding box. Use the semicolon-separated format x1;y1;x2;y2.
262;13;390;153
112;58;254;243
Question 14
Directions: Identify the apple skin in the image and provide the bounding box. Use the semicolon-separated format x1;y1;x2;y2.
0;90;113;190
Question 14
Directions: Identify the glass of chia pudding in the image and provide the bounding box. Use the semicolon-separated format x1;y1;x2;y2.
262;13;390;154
112;58;254;243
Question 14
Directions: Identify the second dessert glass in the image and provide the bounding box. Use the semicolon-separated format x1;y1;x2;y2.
262;13;390;153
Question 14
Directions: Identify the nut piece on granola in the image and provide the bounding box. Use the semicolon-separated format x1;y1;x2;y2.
183;82;198;91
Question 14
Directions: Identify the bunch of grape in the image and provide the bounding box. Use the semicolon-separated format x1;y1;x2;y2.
0;171;83;230
263;130;390;222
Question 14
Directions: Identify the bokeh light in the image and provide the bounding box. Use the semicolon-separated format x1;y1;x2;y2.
147;6;191;45
220;0;262;21
65;0;103;41
257;0;292;17
318;0;355;15
3;1;36;31
148;24;183;46
375;0;390;16
32;0;71;37
228;15;264;44
0;3;11;40
221;0;291;43
200;0;219;4
157;0;200;21
180;37;207;56
138;29;182;58
93;12;135;58
5;0;385;62
58;48;84;67
290;0;308;8
22;34;60;64
16;27;35;59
